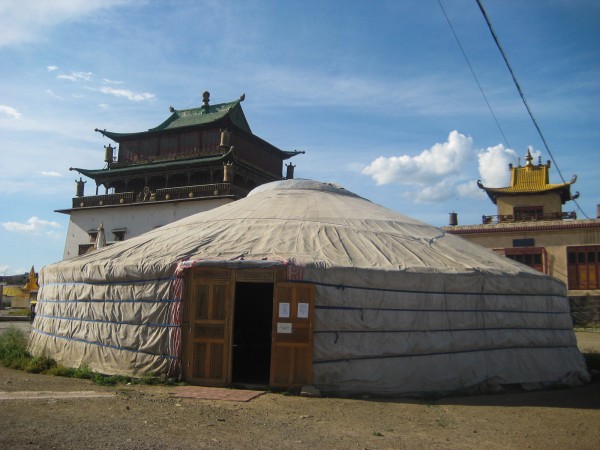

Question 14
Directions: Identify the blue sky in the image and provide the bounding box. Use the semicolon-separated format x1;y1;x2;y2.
1;0;598;275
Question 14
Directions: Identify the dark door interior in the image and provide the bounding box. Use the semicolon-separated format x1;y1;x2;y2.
232;282;274;384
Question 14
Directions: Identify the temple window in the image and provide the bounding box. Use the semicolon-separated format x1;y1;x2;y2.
495;247;547;274
112;228;127;242
513;206;543;221
78;244;94;255
160;135;179;156
180;131;200;153
567;246;600;290
202;129;220;152
141;137;159;157
87;230;98;243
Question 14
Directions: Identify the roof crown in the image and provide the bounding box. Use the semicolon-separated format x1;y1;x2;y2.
509;149;550;190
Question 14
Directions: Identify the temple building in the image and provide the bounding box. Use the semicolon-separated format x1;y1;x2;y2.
444;149;600;324
58;91;303;259
0;266;38;309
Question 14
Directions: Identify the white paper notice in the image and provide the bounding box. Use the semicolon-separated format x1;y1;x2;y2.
297;302;309;318
278;302;290;318
277;322;293;334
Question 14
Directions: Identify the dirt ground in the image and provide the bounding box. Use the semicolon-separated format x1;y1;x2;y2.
1;332;599;449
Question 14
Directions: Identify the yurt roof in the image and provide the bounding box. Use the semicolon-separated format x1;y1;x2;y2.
42;179;555;287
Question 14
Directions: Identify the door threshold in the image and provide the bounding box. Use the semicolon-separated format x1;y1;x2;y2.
229;382;269;391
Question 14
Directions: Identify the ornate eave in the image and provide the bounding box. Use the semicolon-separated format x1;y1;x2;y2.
443;218;600;235
70;152;232;181
477;180;577;204
477;149;578;205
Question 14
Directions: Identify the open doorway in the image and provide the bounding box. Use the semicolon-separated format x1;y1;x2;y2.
232;282;274;385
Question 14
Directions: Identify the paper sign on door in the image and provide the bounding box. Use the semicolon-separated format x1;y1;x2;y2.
277;322;293;334
278;302;290;318
297;302;309;318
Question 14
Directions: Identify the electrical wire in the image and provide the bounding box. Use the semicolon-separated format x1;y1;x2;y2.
475;0;589;218
437;0;512;151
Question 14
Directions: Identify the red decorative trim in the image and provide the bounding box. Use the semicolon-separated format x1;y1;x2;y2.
445;220;600;235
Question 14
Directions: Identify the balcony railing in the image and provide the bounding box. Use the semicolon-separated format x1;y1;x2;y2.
72;183;248;208
482;211;577;224
108;146;221;168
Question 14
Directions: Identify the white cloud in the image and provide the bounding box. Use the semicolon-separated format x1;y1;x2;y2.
362;131;478;204
102;78;123;84
0;105;22;119
39;171;62;177
99;86;155;101
362;131;474;186
413;179;458;203
98;103;110;109
2;216;62;236
46;65;58;72
361;131;529;204
57;71;93;82
477;144;519;187
457;180;483;198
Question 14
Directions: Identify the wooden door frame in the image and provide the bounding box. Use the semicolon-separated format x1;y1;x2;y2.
270;282;315;387
181;266;313;387
182;267;233;386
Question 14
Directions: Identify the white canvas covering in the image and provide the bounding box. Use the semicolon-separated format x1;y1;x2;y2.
29;179;589;394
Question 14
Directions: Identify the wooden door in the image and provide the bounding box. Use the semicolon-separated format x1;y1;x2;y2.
270;283;315;387
185;269;233;385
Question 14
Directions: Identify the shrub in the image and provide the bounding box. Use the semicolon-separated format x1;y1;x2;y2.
72;364;95;379
136;372;159;385
45;364;76;377
0;333;176;387
0;326;29;366
25;355;56;374
6;356;31;371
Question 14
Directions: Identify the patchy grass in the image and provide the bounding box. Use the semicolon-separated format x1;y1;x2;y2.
574;326;600;333
6;309;30;317
0;326;179;386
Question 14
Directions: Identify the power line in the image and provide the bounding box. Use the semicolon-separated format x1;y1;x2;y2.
475;0;589;219
437;0;512;151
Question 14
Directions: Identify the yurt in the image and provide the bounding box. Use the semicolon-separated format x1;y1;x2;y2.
29;180;589;395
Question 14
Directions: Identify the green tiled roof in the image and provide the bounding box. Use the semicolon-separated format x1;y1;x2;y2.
95;99;251;142
70;152;230;179
150;101;249;132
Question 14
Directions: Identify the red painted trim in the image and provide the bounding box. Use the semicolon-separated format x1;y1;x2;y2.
445;220;600;235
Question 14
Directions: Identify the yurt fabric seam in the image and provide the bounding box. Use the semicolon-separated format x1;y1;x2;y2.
33;329;179;360
290;279;564;297
315;305;568;314
313;344;581;364
41;276;176;287
33;314;179;328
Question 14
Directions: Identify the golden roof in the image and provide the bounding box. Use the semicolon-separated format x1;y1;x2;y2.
477;149;577;204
